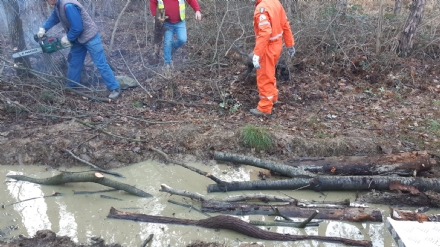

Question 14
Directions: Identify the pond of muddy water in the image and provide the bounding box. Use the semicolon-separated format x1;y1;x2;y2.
0;160;414;246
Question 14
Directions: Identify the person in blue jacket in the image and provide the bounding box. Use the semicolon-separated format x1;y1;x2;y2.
38;0;121;100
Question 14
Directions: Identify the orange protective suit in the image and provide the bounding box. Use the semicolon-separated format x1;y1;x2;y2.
253;0;295;114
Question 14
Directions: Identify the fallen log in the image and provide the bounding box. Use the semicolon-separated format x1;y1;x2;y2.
214;152;315;178
6;172;152;197
201;201;382;222
207;176;440;193
357;190;440;207
285;151;434;176
160;184;296;203
107;207;372;246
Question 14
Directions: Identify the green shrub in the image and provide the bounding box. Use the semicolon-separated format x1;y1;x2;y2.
240;125;273;152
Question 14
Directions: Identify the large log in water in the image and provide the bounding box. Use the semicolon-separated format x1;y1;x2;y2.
207;176;440;193
107;207;372;246
214;151;434;177
201;201;383;222
357;190;440;207
285;151;434;176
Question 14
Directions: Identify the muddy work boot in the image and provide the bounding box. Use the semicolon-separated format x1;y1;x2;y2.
250;108;272;117
108;88;121;100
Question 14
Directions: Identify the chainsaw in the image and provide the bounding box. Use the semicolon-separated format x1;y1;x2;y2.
12;34;70;58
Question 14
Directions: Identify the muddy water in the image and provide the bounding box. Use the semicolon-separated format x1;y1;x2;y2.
0;160;407;246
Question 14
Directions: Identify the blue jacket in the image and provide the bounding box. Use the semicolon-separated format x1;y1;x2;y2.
43;0;83;42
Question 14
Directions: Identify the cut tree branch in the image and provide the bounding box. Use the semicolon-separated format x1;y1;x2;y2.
7;172;152;197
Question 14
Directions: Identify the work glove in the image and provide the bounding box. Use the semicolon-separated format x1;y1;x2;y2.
37;27;46;38
252;54;260;69
287;46;295;58
61;36;71;47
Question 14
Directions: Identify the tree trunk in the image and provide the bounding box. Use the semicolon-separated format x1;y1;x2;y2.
397;0;426;57
201;201;383;222
7;172;152;197
207;176;440;193
2;0;32;77
108;207;372;246
214;152;315;178
394;0;402;15
285;151;434;176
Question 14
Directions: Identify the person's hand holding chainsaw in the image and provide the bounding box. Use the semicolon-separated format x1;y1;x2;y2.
37;27;46;38
287;46;295;58
61;36;71;47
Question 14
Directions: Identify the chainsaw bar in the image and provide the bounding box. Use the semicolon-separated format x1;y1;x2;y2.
12;34;69;59
12;47;43;58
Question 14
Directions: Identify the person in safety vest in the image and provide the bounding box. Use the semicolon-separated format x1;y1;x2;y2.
38;0;121;100
250;0;295;116
150;0;201;67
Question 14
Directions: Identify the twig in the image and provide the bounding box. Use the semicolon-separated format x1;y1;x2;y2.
140;234;154;247
270;207;292;221
74;189;118;195
100;195;123;201
249;220;319;228
150;147;226;185
118;49;152;98
125;115;184;125
297;210;319;228
156;99;215;108
64;149;125;178
4;192;62;207
168;199;211;217
76;119;148;142
110;0;131;51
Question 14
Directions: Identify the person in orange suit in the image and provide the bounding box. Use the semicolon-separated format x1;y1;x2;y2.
250;0;295;116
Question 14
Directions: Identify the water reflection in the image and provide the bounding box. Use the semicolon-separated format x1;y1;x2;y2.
6;171;51;236
0;162;410;246
56;200;78;242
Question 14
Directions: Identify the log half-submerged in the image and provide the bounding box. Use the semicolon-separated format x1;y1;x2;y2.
207;176;440;193
201;201;383;222
107;207;372;246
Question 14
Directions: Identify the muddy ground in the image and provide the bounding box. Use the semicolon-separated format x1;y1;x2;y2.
1;2;440;246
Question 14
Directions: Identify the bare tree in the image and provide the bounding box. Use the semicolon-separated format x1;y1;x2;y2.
397;0;426;57
1;0;32;77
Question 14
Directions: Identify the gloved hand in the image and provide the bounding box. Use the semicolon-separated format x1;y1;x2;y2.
37;27;46;38
287;46;295;58
61;36;71;47
252;54;260;69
